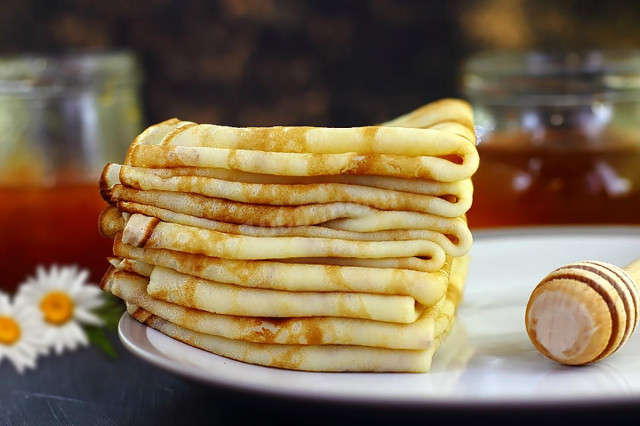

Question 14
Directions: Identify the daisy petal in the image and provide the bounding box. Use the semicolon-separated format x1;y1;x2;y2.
74;309;104;326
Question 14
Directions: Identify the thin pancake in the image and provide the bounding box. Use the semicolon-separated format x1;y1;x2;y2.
99;212;446;275
111;235;450;305
140;315;447;372
121;214;448;269
116;165;470;217
131;105;472;156
110;186;469;238
121;253;468;372
146;265;424;323
112;202;471;257
125;144;478;182
112;164;474;198
101;258;465;349
162;122;470;156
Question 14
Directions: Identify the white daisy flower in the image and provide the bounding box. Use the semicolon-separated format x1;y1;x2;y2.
0;292;48;373
16;264;105;355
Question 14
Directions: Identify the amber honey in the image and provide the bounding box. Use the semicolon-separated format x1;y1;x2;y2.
468;135;640;228
0;185;112;293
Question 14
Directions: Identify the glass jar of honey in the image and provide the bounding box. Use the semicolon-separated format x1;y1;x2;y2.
0;51;144;293
461;50;640;229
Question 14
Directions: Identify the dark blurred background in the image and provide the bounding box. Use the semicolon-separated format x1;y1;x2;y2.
1;0;639;127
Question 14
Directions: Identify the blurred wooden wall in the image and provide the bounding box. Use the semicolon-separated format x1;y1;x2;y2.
1;0;638;127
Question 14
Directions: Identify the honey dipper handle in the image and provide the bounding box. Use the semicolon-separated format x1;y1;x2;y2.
623;258;640;286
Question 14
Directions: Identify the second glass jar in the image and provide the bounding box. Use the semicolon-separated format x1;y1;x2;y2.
461;49;640;228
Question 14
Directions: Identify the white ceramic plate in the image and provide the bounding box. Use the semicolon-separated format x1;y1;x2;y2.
119;226;640;407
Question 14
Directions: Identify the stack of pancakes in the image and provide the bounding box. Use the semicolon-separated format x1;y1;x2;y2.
98;98;478;372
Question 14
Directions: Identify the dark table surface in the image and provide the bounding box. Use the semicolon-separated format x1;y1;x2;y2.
2;330;640;426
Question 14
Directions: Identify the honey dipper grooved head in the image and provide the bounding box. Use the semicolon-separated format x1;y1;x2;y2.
525;261;640;366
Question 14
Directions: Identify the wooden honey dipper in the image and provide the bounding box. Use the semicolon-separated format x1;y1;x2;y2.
525;259;640;366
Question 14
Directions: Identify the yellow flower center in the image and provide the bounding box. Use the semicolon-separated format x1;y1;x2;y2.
40;291;74;325
0;316;21;346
